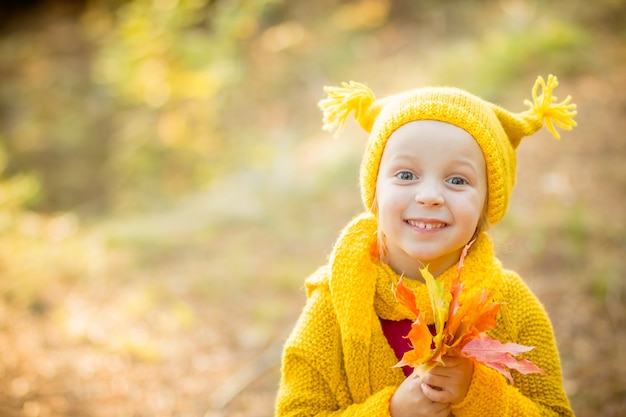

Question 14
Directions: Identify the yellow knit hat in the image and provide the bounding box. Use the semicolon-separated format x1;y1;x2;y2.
319;75;577;225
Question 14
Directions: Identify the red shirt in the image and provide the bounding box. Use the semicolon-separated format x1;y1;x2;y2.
380;318;437;377
380;318;414;376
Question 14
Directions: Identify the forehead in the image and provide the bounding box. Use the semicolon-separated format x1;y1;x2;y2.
383;120;484;162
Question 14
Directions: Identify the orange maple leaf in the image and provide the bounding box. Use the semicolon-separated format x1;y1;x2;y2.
393;241;546;384
393;276;419;317
395;310;433;370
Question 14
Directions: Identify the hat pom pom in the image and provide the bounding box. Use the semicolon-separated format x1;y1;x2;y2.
524;74;577;139
319;81;375;137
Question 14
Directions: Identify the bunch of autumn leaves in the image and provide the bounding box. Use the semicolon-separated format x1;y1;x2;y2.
393;242;546;384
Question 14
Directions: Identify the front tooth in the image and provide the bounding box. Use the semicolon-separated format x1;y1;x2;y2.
409;221;442;229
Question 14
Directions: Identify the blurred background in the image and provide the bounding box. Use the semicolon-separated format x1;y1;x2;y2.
0;0;624;416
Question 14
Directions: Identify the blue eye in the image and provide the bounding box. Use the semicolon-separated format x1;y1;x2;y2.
396;171;415;181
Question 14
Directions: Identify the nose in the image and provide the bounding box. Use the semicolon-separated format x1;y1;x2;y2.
415;179;444;206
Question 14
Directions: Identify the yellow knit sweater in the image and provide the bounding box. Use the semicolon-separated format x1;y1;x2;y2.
276;214;574;417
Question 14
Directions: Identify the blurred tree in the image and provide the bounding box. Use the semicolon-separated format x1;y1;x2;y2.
0;0;282;213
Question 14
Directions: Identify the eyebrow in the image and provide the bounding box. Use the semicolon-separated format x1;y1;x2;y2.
450;157;482;171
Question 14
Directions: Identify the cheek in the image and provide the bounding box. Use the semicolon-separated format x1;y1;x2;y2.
477;187;488;220
375;185;404;214
374;188;394;223
465;194;486;225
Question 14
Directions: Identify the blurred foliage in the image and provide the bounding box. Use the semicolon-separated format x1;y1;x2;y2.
0;0;622;215
1;0;280;213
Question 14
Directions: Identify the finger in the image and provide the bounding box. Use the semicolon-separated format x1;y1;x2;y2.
421;371;448;389
422;382;452;403
429;361;455;377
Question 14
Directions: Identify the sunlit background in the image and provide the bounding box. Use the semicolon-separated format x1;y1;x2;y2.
0;0;625;416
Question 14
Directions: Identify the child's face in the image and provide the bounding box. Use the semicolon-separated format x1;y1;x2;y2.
375;120;487;279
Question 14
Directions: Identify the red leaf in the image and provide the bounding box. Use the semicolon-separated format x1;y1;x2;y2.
461;334;547;385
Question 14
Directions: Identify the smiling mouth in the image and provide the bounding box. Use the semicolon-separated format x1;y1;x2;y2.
406;220;448;230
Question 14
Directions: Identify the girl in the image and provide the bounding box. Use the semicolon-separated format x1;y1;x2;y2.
275;75;577;416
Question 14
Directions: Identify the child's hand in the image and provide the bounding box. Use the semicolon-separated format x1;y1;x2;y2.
390;371;451;417
420;355;474;404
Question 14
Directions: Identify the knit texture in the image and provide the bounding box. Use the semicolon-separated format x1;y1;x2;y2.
276;214;574;417
319;75;577;225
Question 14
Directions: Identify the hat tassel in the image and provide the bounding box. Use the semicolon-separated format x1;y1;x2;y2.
524;74;577;139
319;81;375;137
